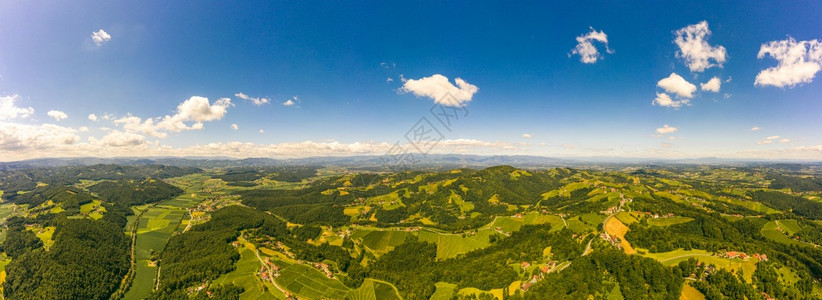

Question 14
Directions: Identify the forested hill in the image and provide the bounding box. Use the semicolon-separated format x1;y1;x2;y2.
1;163;821;299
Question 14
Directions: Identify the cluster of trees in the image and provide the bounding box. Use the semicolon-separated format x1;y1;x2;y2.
156;206;265;297
89;178;184;206
363;224;582;299
767;173;822;192
749;190;822;219
2;217;130;299
517;248;683;300
3;185;94;211
212;166;319;186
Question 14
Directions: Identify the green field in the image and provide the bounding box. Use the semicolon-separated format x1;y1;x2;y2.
123;260;157;300
275;263;350;299
347;279;402;300
418;229;493;259
353;229;409;254
761;220;804;246
430;282;458;300
647;216;693;226
211;248;283;299
125;174;209;299
614;211;638;224
491;213;565;233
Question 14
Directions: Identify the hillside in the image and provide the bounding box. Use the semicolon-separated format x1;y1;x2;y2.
0;164;821;299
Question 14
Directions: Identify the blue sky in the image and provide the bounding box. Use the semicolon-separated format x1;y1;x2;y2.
0;1;821;161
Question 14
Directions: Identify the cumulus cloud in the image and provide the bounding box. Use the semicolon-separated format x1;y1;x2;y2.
674;21;727;72
658;73;697;98
751;126;760;131
231;124;238;130
88;113;98;121
0;95;34;120
656;124;678;135
0;122;79;151
700;77;721;92
78;126;89;132
47;110;68;121
401;74;479;107
652;92;690;108
755;37;822;88
521;133;532;139
234;92;270;106
94;130;146;147
283;96;298;106
114;96;232;138
570;27;614;64
91;29;111;46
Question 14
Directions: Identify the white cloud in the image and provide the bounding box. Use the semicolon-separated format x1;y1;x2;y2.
570;27;614;64
231;124;238;130
755;37;822;88
259;129;265;134
521;133;532;139
94;130;145;147
751;126;760;131
674;21;727;72
114;96;232;138
0;122;79;151
235;92;270;106
88;113;98;121
78;126;89;132
757;135;785;145
652;92;690;108
47;110;68;121
283;96;298;106
658;73;697;98
386;77;394;82
91;29;111;46
700;77;721;92
401;74;479;107
656;124;678;135
0;95;34;120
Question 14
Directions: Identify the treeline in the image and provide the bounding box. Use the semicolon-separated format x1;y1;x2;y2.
3;185;93;210
89;178;184;206
2;217;130;299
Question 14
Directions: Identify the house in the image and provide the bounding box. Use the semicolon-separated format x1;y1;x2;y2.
541;265;550;273
521;261;531;269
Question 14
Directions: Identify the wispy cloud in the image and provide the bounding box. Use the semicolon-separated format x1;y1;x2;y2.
570;27;613;64
674;21;726;72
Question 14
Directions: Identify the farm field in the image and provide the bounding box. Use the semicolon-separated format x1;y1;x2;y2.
347;279;402;300
211;248;283;300
274;263;350;299
604;217;636;254
648;216;693;226
418;229;493;259
680;283;706;300
430;282;458;300
123;260;156;300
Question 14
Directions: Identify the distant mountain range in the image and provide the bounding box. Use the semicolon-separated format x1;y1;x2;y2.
1;154;820;171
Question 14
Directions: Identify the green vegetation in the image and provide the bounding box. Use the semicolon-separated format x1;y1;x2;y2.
2;163;822;299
